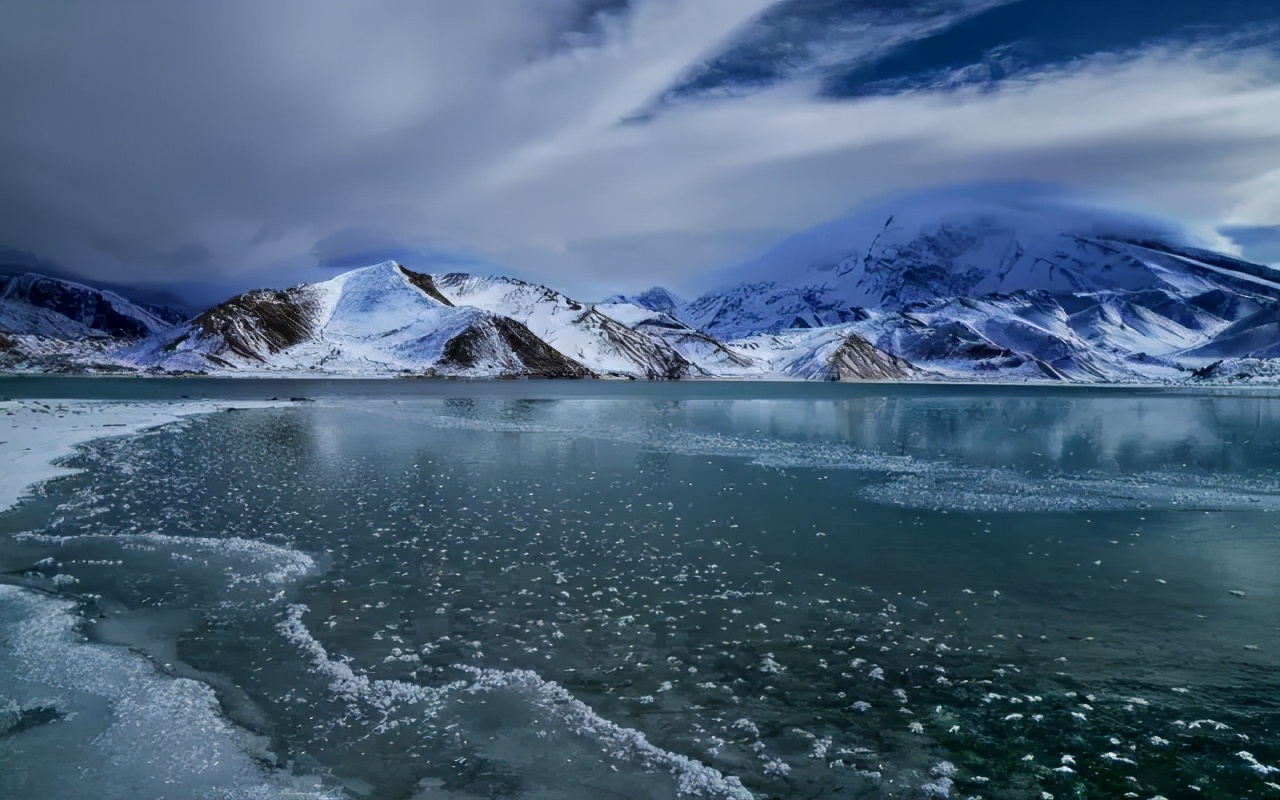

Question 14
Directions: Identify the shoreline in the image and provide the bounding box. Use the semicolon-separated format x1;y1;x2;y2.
0;398;288;514
4;372;1280;398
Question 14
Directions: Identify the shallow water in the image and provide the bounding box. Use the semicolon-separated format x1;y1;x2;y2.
2;384;1278;799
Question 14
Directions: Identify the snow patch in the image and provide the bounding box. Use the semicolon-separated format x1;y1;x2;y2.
0;398;289;513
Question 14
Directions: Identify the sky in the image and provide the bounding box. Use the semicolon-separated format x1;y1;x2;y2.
0;0;1278;307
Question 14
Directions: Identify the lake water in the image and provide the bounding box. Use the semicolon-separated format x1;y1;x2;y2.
2;379;1278;799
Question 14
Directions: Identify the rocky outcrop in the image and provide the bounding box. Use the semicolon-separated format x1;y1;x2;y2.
826;333;916;380
439;316;591;378
398;267;454;307
183;288;319;363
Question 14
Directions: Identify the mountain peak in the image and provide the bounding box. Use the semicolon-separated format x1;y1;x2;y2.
683;187;1263;340
603;286;685;316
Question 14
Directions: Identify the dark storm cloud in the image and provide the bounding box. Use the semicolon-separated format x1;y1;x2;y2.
310;229;430;271
0;0;1276;302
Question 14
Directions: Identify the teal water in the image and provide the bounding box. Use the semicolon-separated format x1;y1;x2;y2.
1;382;1278;799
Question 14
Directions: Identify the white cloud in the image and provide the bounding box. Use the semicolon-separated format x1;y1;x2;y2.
0;0;1277;300
429;44;1280;292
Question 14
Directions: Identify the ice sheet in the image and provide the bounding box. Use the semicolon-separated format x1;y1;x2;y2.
278;604;754;799
0;585;339;799
0;398;286;513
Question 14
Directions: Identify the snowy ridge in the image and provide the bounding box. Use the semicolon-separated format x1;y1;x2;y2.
433;273;698;378
115;263;589;378
784;329;917;381
0;273;178;370
0;299;102;341
603;286;687;317
595;300;759;374
679;198;1250;341
655;190;1280;383
0;273;173;339
703;325;915;380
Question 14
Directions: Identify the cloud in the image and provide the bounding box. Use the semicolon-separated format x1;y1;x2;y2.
1221;223;1280;266
309;228;432;271
452;45;1280;287
0;0;1277;303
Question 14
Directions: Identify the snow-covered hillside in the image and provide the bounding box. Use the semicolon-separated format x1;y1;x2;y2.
431;274;698;379
117;263;589;378
724;326;919;381
603;287;687;318
680;190;1277;341
0;273;175;340
648;189;1280;383
0;273;180;372
7;192;1280;385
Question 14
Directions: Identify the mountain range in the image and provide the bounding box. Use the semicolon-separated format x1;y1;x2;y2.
3;195;1279;384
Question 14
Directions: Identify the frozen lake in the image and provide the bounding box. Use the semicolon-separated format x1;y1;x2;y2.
1;379;1278;798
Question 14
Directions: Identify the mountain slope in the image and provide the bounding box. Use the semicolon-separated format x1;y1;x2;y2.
593;300;758;374
681;190;1275;340
800;331;918;381
0;273;180;372
602;287;687;317
6;197;1280;385
0;273;175;340
670;188;1280;382
118;263;590;377
731;326;920;381
431;274;698;379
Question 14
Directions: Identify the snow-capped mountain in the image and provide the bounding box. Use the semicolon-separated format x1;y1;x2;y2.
727;326;919;381
603;287;687;318
592;299;758;375
117;263;589;378
430;274;698;379
655;188;1280;383
594;294;919;381
680;189;1277;340
0;273;182;371
114;266;713;379
6;193;1280;385
0;273;176;340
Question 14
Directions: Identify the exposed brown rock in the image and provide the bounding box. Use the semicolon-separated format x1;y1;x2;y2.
191;288;317;362
828;332;915;380
440;316;591;378
397;266;454;307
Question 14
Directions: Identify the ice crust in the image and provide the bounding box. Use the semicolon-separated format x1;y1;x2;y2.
0;398;326;797
15;531;317;587
0;398;288;513
0;585;339;799
278;604;754;799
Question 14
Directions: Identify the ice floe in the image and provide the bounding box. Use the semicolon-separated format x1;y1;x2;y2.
0;584;339;799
